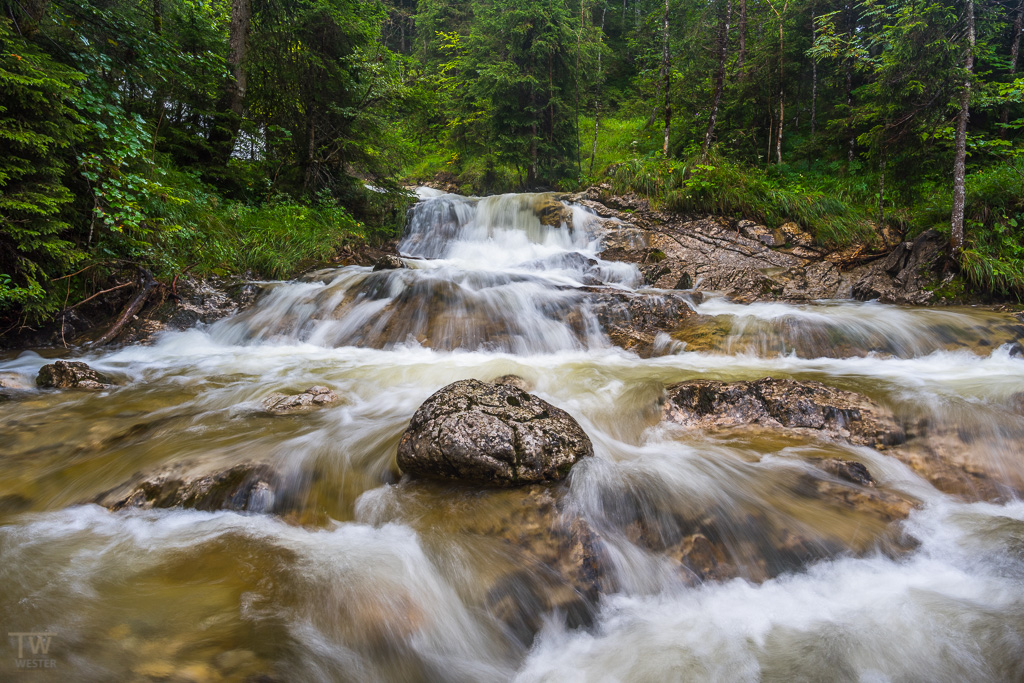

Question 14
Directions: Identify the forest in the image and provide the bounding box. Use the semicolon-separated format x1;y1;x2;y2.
2;0;1023;332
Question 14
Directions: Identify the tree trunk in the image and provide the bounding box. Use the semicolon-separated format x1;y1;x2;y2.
589;6;607;176
662;0;671;157
878;155;886;228
529;90;539;186
737;0;747;77
153;0;162;33
810;2;817;138
773;1;788;164
951;0;975;259
303;119;317;192
702;0;732;159
549;52;555;145
1001;0;1023;137
210;0;251;164
845;1;855;162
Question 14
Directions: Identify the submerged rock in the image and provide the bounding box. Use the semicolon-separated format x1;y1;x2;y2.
531;194;573;228
662;377;905;447
365;480;609;647
491;374;532;391
36;360;114;390
96;460;278;512
397;379;593;486
261;385;338;413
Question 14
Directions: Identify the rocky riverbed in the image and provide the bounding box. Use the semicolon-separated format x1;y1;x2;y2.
1;188;1023;681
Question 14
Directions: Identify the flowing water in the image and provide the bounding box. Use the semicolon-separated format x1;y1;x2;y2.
2;191;1024;682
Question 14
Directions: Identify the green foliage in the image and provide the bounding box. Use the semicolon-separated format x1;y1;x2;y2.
414;0;601;188
176;199;367;279
607;151;873;247
145;171;377;280
0;18;85;320
919;160;1024;297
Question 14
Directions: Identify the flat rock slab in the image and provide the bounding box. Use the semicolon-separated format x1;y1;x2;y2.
397;379;593;486
663;377;905;447
261;385;338;413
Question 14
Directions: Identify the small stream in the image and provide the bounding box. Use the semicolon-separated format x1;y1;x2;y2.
2;191;1024;681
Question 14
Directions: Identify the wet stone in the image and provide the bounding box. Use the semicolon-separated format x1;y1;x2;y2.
372;254;407;271
261;385;338;414
36;360;114;390
95;461;279;512
491;374;532;391
820;458;875;487
662;377;905;447
397;379;594;486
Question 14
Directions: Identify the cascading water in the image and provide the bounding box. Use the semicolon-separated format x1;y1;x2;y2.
2;190;1024;681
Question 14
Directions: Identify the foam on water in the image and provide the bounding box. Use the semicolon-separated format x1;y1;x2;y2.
517;500;1024;683
2;188;1024;680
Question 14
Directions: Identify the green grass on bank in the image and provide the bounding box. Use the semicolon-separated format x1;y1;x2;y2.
602;152;875;248
156;196;368;280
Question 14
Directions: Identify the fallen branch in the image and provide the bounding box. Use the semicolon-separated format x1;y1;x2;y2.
91;269;159;346
67;281;133;310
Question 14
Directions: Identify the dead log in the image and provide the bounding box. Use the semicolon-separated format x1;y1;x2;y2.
91;269;159;346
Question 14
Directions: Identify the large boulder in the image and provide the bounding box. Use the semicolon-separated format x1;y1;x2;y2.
36;360;114;390
663;377;905;447
397;379;593;486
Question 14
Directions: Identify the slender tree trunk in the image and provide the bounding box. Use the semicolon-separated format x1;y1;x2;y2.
1001;0;1023;137
702;0;732;159
549;52;555;146
662;0;671;157
210;0;251;164
303;119;317;192
810;2;817;138
226;0;251;129
530;90;539;186
878;155;886;227
772;0;788;164
590;6;607;176
737;0;747;77
153;0;162;33
845;1;855;162
951;0;975;259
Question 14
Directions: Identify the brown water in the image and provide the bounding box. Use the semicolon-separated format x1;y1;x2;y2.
2;191;1024;682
